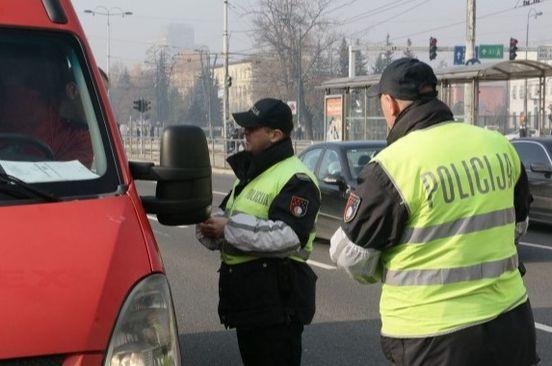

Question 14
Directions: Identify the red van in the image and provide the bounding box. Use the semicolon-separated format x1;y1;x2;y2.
0;0;212;364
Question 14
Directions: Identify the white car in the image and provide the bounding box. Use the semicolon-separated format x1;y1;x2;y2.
504;128;539;140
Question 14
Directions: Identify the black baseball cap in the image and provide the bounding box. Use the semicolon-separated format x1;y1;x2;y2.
367;58;438;100
232;98;293;135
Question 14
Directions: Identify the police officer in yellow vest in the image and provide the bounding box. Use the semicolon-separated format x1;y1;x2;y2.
330;58;539;365
197;98;320;366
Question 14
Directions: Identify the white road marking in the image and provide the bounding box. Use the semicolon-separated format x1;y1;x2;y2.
519;241;552;251
536;322;552;333
213;190;227;196
307;259;336;270
318;212;342;221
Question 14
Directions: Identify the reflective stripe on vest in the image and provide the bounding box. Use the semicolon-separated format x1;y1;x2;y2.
372;122;528;338
223;156;319;265
399;207;515;245
383;253;518;286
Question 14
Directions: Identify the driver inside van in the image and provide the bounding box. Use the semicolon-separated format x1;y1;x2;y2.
0;46;92;167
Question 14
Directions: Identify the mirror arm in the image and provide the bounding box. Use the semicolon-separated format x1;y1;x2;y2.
130;161;211;181
141;196;212;214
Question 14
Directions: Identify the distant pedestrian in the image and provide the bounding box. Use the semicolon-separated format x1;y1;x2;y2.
519;112;528;138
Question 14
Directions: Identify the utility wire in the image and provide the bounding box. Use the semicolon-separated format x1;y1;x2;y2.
348;0;432;38
339;0;416;25
389;0;551;42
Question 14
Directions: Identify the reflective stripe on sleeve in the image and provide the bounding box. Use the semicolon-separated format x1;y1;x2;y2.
221;241;310;260
382;254;518;286
399;207;515;245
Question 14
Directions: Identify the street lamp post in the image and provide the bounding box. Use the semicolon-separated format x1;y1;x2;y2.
84;6;133;81
523;8;543;131
281;15;303;134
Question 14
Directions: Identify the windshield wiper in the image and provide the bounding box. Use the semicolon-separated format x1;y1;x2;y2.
0;172;60;202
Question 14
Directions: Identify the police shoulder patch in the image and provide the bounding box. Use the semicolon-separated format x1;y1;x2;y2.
290;196;309;218
344;192;362;223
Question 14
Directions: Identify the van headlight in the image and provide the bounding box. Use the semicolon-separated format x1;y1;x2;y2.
104;274;181;366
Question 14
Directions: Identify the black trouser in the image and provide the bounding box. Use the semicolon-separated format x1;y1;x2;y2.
236;321;304;366
381;300;539;366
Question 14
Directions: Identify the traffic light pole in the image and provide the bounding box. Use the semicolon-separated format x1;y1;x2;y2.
524;8;543;133
223;0;230;140
464;0;476;124
140;110;144;156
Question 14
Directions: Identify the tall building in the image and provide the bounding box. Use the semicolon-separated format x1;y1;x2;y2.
171;51;202;99
165;23;195;51
213;60;258;113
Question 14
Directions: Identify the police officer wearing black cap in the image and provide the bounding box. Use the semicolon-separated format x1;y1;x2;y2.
329;58;538;365
197;98;321;365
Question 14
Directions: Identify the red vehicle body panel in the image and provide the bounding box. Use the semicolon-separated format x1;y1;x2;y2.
0;195;150;358
0;0;166;360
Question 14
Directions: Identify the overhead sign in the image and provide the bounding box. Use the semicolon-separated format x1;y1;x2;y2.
453;46;479;65
479;44;504;59
287;101;297;115
537;46;552;61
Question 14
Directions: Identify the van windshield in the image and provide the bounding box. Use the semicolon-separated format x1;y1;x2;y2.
0;29;120;199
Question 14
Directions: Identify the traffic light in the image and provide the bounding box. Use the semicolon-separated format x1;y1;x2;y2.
133;99;142;112
132;99;151;113
509;37;518;60
429;37;438;60
226;75;232;87
143;100;151;112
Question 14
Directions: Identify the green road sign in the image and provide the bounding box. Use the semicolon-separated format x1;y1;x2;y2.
479;44;504;59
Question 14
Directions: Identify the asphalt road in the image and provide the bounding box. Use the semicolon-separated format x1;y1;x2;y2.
137;173;552;365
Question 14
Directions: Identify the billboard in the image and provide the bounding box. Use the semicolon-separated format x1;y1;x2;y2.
325;95;344;141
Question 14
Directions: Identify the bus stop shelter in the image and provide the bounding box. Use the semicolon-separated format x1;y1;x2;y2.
319;60;552;141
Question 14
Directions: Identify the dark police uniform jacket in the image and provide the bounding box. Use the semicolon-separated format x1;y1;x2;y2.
218;138;320;328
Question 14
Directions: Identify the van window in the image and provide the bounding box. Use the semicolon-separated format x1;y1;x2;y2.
0;29;119;199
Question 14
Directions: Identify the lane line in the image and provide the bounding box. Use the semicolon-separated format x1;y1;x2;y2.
318;212;342;221
213;191;227;196
519;241;552;251
307;259;336;270
535;322;552;333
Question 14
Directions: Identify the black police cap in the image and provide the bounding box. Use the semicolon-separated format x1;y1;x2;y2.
367;58;438;101
232;98;293;135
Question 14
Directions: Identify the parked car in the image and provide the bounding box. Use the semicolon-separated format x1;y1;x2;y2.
298;141;386;239
0;1;211;362
505;128;539;140
511;138;552;225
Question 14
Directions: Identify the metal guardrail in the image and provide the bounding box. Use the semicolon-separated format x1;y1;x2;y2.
122;135;319;168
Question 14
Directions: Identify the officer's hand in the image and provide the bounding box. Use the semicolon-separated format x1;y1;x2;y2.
199;217;228;239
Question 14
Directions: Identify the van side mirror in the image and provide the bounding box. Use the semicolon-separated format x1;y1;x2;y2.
530;163;552;176
130;125;212;225
323;174;347;191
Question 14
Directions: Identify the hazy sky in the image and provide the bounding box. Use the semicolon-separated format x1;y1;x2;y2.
73;0;552;70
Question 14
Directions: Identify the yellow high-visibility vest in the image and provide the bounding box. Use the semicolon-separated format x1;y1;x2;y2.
372;121;527;338
223;156;319;265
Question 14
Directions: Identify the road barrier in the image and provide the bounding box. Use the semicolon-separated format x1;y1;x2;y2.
123;135;319;168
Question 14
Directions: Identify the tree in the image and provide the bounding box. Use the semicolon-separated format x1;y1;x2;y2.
338;37;348;77
403;38;415;58
251;0;339;139
355;52;368;76
155;48;170;124
372;34;394;74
